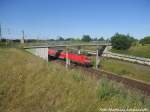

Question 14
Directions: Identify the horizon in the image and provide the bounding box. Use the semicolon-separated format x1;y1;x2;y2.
0;0;150;39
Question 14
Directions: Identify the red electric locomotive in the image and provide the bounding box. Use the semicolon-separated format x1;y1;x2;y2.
48;49;92;66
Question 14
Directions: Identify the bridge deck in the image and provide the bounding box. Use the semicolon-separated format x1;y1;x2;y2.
24;43;111;49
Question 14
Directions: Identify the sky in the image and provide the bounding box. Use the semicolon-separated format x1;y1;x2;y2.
0;0;150;39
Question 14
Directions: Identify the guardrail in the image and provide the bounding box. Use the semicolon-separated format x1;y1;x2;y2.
102;47;150;66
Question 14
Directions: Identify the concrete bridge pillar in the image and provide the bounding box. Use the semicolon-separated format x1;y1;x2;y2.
77;46;81;54
34;48;48;61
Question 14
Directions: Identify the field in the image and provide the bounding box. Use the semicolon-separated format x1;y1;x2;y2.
101;58;150;83
0;48;150;112
111;44;150;58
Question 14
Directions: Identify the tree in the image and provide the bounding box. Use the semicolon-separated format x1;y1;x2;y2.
92;37;98;41
111;33;135;50
13;39;21;42
1;38;7;42
49;39;55;41
98;37;104;41
65;38;74;41
57;36;64;41
106;38;110;43
139;36;150;45
81;35;91;42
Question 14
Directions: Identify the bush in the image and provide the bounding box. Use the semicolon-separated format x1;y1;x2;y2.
111;33;135;50
96;79;120;100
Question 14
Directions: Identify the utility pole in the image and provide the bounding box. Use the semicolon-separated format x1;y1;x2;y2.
21;30;25;44
0;24;2;41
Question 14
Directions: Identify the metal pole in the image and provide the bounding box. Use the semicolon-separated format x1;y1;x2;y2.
22;30;24;40
78;49;81;54
0;24;2;41
78;46;81;54
66;47;69;69
96;47;100;69
96;49;98;69
21;30;25;44
68;58;70;65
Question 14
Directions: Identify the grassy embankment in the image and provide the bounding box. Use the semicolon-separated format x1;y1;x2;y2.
111;44;150;58
101;58;150;83
101;44;150;83
0;48;150;112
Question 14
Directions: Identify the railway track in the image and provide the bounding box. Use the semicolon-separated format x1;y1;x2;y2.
51;60;150;96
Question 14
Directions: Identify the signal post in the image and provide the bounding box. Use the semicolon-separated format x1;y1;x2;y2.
65;46;70;69
96;46;100;69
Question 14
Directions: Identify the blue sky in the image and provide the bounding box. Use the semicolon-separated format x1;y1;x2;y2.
0;0;150;39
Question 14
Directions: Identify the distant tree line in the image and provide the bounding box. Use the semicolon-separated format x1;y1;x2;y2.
0;38;20;42
0;35;107;45
52;35;107;42
1;34;150;50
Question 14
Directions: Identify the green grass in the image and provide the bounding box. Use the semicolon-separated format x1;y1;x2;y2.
101;58;150;83
111;44;150;58
0;48;150;112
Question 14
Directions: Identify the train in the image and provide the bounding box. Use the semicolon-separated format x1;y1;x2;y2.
48;48;92;66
